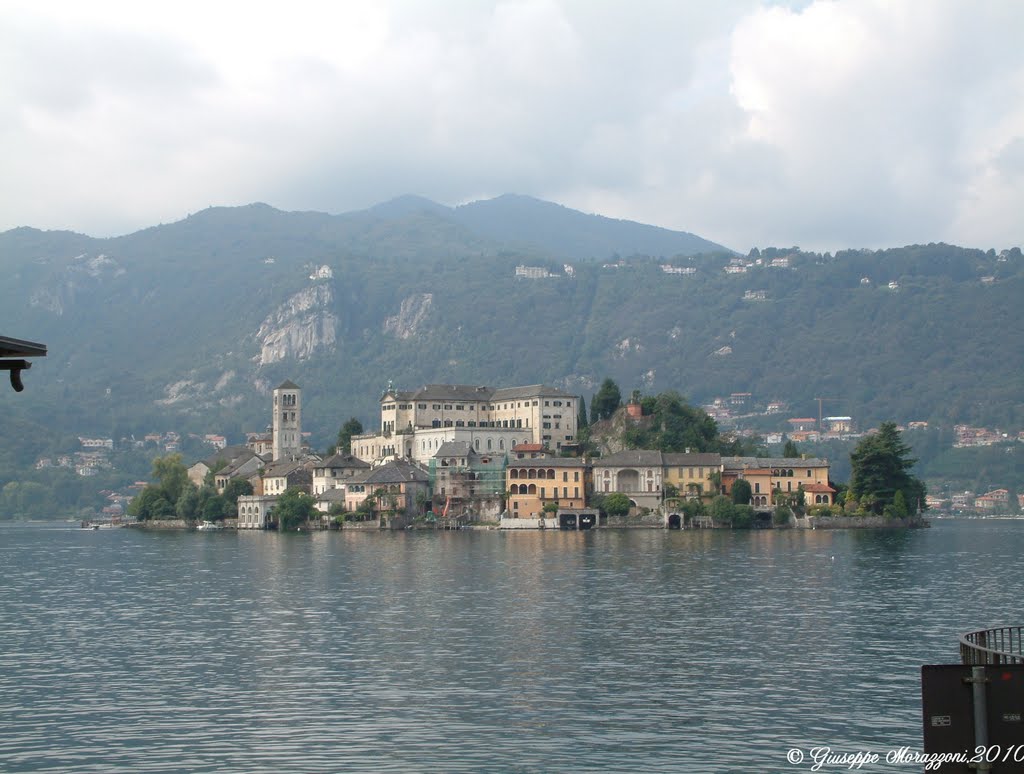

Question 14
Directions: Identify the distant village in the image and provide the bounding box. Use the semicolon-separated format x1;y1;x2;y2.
39;375;1019;527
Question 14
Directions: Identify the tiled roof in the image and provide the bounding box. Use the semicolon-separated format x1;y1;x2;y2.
721;456;829;470
381;383;576;403
662;452;722;466
319;453;370;470
435;441;474;458
593;450;665;467
364;460;429;484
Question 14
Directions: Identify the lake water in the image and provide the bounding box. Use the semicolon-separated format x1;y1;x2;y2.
0;519;1020;773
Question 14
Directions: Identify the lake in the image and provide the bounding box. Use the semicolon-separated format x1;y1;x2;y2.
0;519;1020;772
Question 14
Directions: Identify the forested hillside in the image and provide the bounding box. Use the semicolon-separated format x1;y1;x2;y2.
1;198;1020;462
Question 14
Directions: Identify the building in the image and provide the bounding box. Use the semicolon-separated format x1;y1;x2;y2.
721;457;833;507
352;383;579;464
311;453;371;495
361;459;431;519
261;460;312;496
188;445;264;488
237;495;277;529
506;457;589;519
823;416;853;433
430;442;507;520
591;450;666;511
272;380;302;462
662;452;722;500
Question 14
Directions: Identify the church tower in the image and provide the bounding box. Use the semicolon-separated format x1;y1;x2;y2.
272;380;302;461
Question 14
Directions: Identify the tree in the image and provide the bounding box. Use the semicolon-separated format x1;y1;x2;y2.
333;417;364;454
591;379;622;422
849;422;926;516
128;487;174;521
577;396;589;432
222;477;254;513
151;454;189;505
273;488;316;531
731;478;752;505
602;492;631;518
709;495;735;525
783;439;800;458
175;484;200;520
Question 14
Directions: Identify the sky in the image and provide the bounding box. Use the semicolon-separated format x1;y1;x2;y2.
2;0;1022;252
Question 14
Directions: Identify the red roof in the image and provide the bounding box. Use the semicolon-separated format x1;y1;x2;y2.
803;483;836;493
513;443;545;452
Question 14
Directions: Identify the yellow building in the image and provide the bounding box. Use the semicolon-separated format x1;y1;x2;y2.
662;452;722;500
506;458;589;519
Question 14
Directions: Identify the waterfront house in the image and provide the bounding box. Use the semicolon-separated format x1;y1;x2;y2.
662;452;722;500
506;457;589;519
721;457;832;507
361;459;430;519
591;450;665;511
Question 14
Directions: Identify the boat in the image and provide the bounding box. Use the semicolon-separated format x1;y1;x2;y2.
196;521;223;531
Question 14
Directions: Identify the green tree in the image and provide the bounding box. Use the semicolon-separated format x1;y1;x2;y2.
222;477;254;517
332;417;364;454
602;492;631;518
709;495;736;525
273;488;316;531
151;454;190;505
731;478;752;505
128;487;174;520
577;397;589;432
849;422;926;516
783;439;800;458
591;379;622;422
175;483;200;520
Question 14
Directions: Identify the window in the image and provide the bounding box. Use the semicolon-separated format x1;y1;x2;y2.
540;487;545;498
456;405;464;410
444;404;452;410
563;487;568;498
755;483;760;493
574;471;579;482
562;472;568;482
543;422;551;429
433;404;441;409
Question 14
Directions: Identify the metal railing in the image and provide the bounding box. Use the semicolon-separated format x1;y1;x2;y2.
959;626;1024;665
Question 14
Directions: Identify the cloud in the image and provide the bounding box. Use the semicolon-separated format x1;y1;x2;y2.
0;0;1020;251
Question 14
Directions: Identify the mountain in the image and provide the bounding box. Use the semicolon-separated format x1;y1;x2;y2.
0;197;1021;460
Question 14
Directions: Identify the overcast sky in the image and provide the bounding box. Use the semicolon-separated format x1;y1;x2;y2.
2;0;1021;252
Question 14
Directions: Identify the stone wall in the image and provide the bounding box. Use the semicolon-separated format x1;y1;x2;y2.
811;515;929;529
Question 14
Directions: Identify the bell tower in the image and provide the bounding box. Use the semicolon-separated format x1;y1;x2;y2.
272;380;302;461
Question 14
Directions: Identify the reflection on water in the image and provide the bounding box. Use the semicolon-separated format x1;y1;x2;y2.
1;521;1022;772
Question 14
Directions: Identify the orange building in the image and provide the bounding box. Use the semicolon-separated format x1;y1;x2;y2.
507;458;589;519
